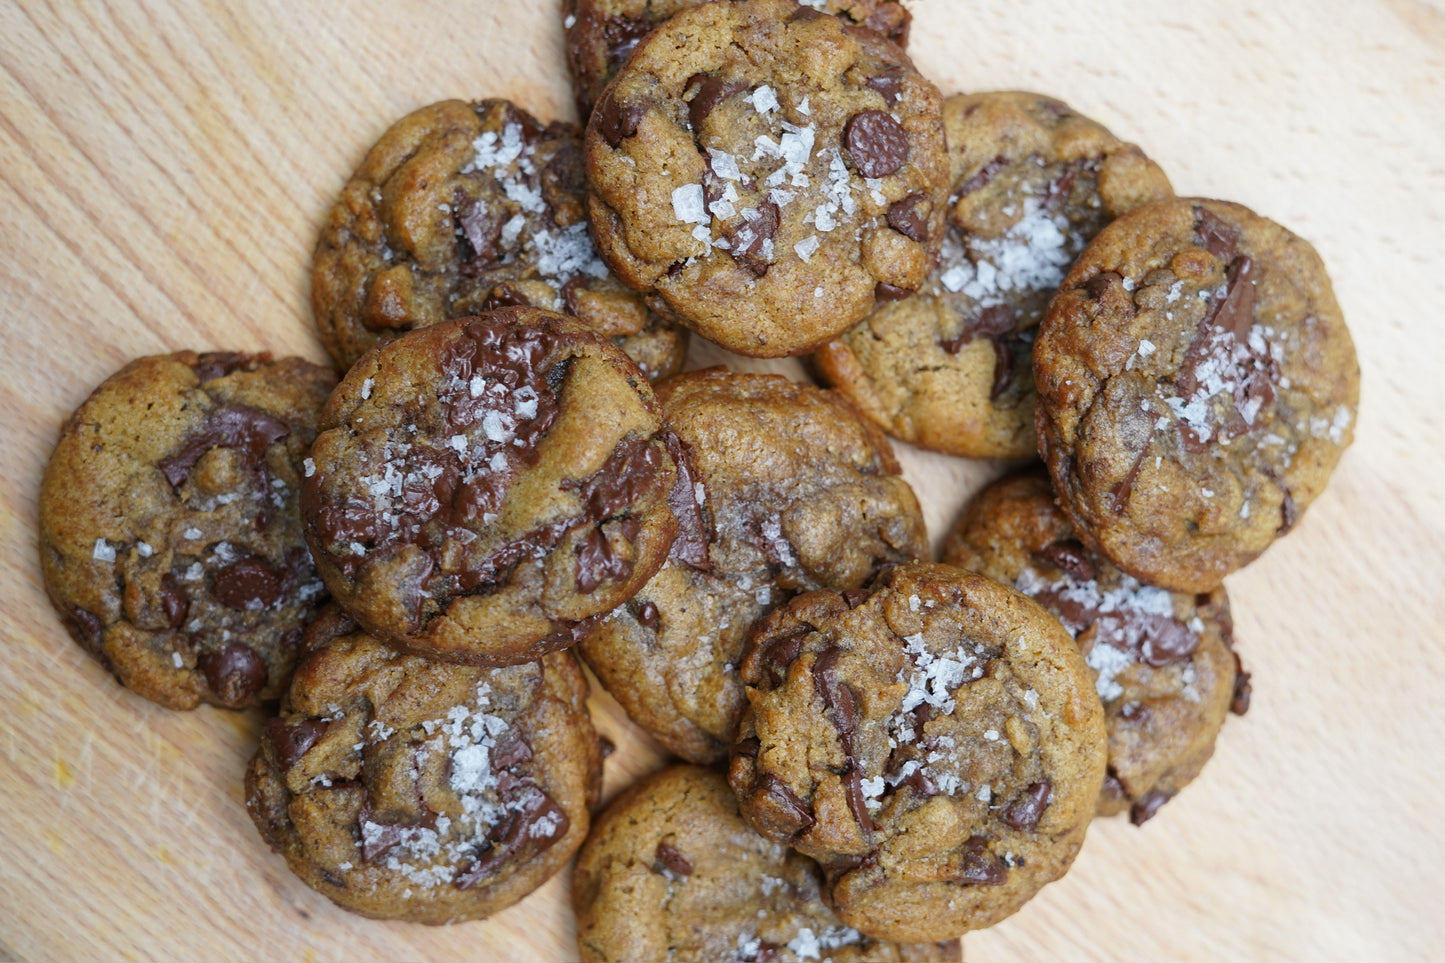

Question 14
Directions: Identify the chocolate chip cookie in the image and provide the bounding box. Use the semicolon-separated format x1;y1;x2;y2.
814;91;1174;458
302;309;680;665
39;352;336;710
577;368;927;763
312;98;686;378
563;0;911;119
245;606;602;923
585;0;948;357
574;765;959;963
1034;198;1360;591
941;470;1250;824
729;562;1106;940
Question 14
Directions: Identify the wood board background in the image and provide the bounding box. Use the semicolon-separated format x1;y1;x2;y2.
1;1;1442;960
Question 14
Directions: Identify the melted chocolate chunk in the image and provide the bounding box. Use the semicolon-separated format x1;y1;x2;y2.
190;352;259;383
565;438;667;523
158;403;289;490
989;337;1013;401
602;13;653;69
841;588;870;609
654;841;694;877
456;784;569;889
886;192;929;242
66;606;106;659
561;276;590;316
481;282;533;311
490;733;535;772
663;432;711;569
901;766;938;797
957;154;1008;197
574;516;642;593
1001;778;1052;832
212;556;282;611
812;647;860;754
1194;207;1240;263
159;571;189;628
727;200;781;278
956;835;1007;886
1110;448;1148;515
844;110;909;178
758;630;808;687
1129;789;1171;826
456;189;503;268
733;735;761;758
941;304;1014;354
863;4;911;44
840;765;876;835
1023;572;1199;669
266;717;327;770
686;74;747;134
875;282;914;301
1230;651;1253;715
755;774;815;838
1086;271;1123;301
1033;539;1096;582
1044;162;1081;210
864;67;905;105
200;643;267;705
597;94;645;148
754;942;781;963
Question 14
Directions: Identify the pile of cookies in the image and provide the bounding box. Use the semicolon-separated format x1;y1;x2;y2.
37;0;1359;958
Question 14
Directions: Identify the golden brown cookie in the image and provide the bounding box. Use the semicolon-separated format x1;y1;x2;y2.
563;0;911;119
578;368;927;763
301;309;680;665
245;606;602;923
941;470;1251;823
585;0;948;357
814;91;1173;457
312;98;686;378
39;351;336;710
1033;198;1360;591
574;765;959;963
728;562;1106;941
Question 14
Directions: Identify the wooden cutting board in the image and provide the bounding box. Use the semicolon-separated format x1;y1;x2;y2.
2;1;1442;960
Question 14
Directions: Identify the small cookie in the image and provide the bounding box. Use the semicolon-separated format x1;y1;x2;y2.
312;98;686;378
39;352;336;710
815;91;1173;457
302;309;680;665
578;368;927;763
563;0;911;119
585;0;948;357
1034;198;1360;591
574;765;959;963
941;470;1251;823
728;562;1105;941
245;606;602;924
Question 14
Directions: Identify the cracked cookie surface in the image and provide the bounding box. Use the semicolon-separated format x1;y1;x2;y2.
302;309;679;664
1034;197;1360;591
245;606;602;923
312;98;686;378
39;351;336;709
728;561;1105;940
585;0;947;357
578;368;926;763
942;470;1250;823
574;765;959;962
815;91;1173;457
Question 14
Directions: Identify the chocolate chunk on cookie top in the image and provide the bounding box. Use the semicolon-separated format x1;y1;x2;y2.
245;607;602;924
584;0;948;357
574;766;959;963
312;98;686;379
577;368;926;764
563;0;911;119
942;471;1246;824
302;309;680;665
815;92;1174;458
728;562;1106;941
39;352;336;710
1034;198;1360;591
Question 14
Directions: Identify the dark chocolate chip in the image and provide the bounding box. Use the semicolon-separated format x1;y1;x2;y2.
200;643;268;706
1119;700;1152;723
1230;652;1253;715
875;282;914;301
956;154;1008;197
733;736;761;758
634;599;660;630
844;110;909;178
755;774;815;838
1001;778;1052;831
941;304;1014;354
1032;539;1097;582
456;785;569;889
159;571;189;628
601;13;653;70
1279;488;1298;533
190;352;259;383
597;94;645;148
863;4;911;44
66;605;105;658
561;276;590;316
1130;789;1171;826
886;192;929;242
758;630;808;687
158;403;289;490
663;432;711;569
864;67;905;105
812;647;860;752
456;189;502;268
1044;163;1080;210
841;588;870;609
754;942;781;963
574;516;641;593
1110;448;1148;515
787;6;827;22
956;835;1007;886
840;765;876;835
686;74;747;134
726;200;780;278
212;557;282;611
989;337;1013;401
1085;271;1123;301
1139;616;1200;666
902;766;938;797
1194;207;1240;263
265;717;327;770
481;282;532;311
654;841;693;877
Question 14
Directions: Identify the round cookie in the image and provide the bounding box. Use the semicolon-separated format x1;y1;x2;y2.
814;91;1174;458
563;0;910;119
302;309;680;665
312;98;686;378
245;606;602;924
585;0;948;357
1033;197;1360;591
39;351;336;710
941;470;1251;824
578;368;927;764
574;765;959;963
728;562;1106;941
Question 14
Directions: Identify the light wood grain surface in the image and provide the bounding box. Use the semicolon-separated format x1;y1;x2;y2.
2;1;1442;960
